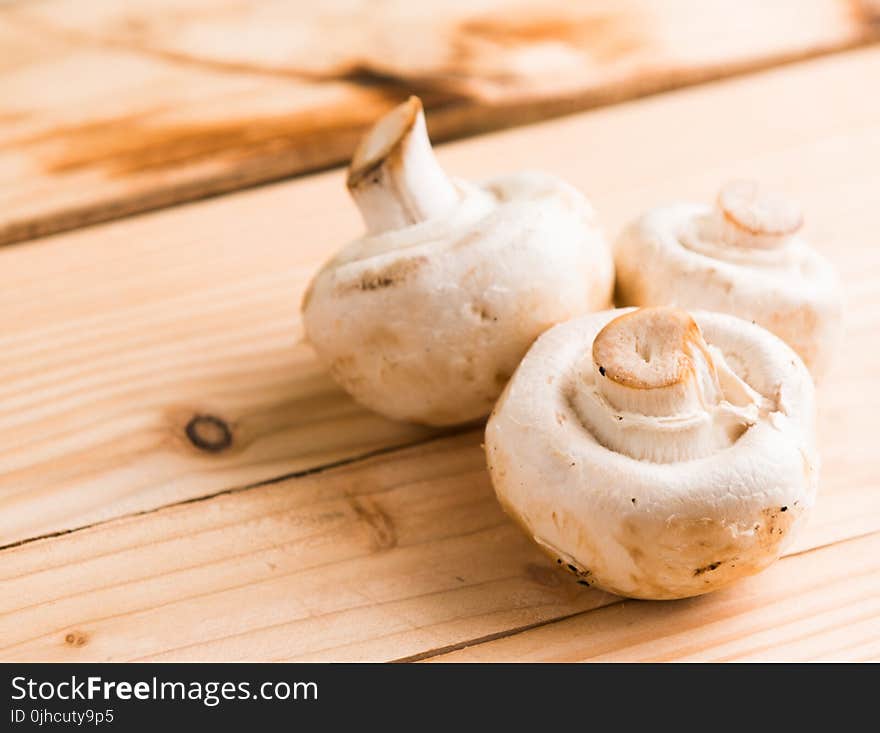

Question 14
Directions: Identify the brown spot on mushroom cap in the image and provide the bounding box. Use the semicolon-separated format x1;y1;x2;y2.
335;255;427;294
754;506;798;552
693;561;722;576
717;180;803;238
470;301;496;322
613;504;803;598
592;306;712;390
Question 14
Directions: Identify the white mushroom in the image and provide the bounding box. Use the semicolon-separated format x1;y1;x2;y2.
303;96;613;425
614;180;843;378
485;306;818;600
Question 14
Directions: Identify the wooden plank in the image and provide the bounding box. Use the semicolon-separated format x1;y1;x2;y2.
2;0;879;245
0;429;876;663
0;433;613;662
430;531;880;662
2;46;880;548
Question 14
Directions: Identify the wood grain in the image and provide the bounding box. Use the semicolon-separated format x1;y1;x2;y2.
0;434;614;662
0;431;876;663
431;531;880;661
3;47;880;549
2;0;879;245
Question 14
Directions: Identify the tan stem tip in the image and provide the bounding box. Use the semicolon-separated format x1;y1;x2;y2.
592;307;719;417
716;180;803;249
347;96;459;234
593;307;711;389
582;307;760;462
348;97;421;189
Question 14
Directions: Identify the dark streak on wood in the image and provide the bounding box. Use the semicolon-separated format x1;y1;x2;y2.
347;495;398;551
2;4;880;247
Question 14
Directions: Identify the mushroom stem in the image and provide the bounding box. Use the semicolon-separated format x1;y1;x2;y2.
592;307;721;418
715;180;803;250
347;96;460;234
579;307;760;463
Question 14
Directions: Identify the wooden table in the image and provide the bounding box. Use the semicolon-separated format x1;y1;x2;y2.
2;3;879;662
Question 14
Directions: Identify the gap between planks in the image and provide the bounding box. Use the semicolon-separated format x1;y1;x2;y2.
0;430;456;554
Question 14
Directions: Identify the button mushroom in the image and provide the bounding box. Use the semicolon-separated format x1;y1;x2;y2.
302;96;613;425
485;306;818;599
614;181;843;378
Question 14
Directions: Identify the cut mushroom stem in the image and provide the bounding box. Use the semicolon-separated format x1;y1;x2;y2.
593;307;721;417
715;180;803;250
580;307;762;463
347;96;460;234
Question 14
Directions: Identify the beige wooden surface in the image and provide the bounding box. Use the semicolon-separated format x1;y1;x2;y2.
2;46;879;549
2;46;880;660
0;433;610;662
0;431;876;662
2;0;879;246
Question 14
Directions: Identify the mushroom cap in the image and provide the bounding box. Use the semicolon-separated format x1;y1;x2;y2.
614;189;843;378
485;308;818;600
303;172;613;426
